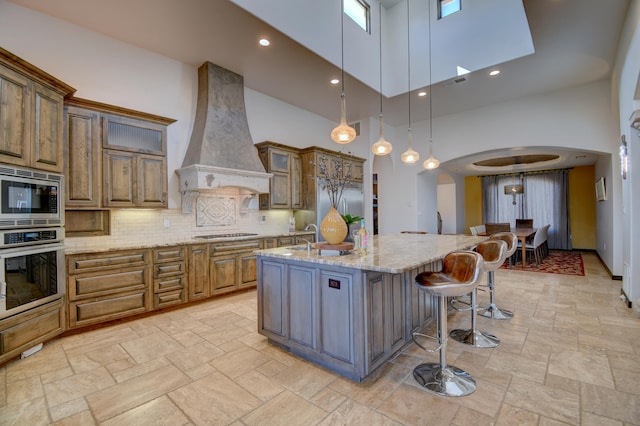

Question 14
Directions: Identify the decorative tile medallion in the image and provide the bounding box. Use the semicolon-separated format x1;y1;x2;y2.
196;196;236;226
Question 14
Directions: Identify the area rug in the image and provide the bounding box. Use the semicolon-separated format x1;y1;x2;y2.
501;250;585;276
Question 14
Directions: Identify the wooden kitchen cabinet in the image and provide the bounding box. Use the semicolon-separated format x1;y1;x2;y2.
64;105;101;207
0;48;75;173
256;142;302;209
152;246;187;309
64;97;174;210
300;147;365;183
66;249;152;328
103;150;167;208
188;244;209;301
209;239;262;295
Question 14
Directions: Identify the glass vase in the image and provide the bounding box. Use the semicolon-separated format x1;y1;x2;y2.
320;206;348;245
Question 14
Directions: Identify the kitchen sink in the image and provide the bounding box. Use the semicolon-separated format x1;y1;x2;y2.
194;233;259;239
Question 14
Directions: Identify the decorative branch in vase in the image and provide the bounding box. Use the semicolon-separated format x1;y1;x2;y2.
318;156;352;245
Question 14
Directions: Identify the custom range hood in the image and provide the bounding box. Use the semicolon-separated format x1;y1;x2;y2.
176;62;271;213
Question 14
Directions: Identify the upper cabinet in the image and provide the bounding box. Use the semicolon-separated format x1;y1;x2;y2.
256;142;302;210
0;48;75;173
300;147;365;183
64;98;175;209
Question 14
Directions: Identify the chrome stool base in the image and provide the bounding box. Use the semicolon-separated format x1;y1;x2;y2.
449;328;500;348
413;363;476;397
477;304;514;320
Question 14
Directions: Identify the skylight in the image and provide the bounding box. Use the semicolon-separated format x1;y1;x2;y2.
344;0;370;33
438;0;461;19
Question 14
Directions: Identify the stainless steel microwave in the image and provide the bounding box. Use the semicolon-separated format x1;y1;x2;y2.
0;165;64;228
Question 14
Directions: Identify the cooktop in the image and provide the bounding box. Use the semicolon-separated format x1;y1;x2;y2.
194;233;259;239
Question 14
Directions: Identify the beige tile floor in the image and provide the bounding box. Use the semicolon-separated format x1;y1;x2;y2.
1;252;639;425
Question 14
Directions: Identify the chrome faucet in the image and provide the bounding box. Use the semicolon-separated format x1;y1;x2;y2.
304;223;318;244
300;238;313;255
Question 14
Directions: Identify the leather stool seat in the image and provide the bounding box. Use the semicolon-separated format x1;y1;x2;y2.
412;250;484;397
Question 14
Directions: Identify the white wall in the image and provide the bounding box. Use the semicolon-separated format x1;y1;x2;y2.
613;0;640;301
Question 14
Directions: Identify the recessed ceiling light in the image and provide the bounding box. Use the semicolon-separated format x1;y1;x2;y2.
489;69;500;76
418;91;427;97
259;38;270;47
330;78;340;85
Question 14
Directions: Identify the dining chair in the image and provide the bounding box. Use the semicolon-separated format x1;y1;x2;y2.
485;223;510;235
515;219;533;228
522;227;546;265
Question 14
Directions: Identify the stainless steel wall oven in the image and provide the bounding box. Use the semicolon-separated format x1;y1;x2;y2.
0;227;65;320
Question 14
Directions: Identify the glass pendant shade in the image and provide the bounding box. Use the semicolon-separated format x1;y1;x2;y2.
423;142;439;170
401;129;420;164
331;94;356;144
423;155;440;170
372;114;392;155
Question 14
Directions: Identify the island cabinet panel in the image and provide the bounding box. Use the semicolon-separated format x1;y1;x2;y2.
187;244;209;301
259;260;286;337
364;272;406;371
288;266;315;348
319;270;354;364
406;261;440;336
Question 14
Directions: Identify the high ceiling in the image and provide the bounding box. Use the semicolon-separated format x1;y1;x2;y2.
6;0;630;175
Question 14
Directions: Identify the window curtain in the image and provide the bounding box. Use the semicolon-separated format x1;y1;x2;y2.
481;174;525;224
481;170;570;250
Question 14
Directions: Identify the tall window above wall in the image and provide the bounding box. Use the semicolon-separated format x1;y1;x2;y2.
438;0;461;19
345;0;371;33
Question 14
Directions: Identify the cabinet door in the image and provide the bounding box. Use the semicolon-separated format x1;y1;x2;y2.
188;244;209;301
269;149;290;173
210;254;238;295
102;114;166;155
319;270;354;364
270;171;290;208
0;64;30;167
103;149;136;207
316;153;342;179
138;154;167;208
239;251;257;289
343;158;364;182
291;154;303;208
65;106;101;207
32;82;64;173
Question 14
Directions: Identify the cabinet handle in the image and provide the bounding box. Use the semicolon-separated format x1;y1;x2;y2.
193;249;203;255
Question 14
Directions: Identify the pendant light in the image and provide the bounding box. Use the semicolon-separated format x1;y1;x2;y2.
423;0;439;170
331;0;357;144
372;1;392;156
401;0;419;164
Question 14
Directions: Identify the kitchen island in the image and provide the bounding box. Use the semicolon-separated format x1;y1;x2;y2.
256;233;487;381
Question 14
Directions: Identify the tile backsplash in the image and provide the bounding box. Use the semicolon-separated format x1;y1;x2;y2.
64;188;298;251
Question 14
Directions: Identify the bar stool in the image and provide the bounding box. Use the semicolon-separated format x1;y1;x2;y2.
412;250;485;397
450;240;506;348
478;232;517;320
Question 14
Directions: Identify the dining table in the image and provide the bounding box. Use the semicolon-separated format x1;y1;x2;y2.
479;227;537;269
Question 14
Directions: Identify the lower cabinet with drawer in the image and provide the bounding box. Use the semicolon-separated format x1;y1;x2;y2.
152;246;187;309
66;249;152;328
210;239;262;295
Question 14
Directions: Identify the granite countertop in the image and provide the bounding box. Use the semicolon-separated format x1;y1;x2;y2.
254;233;488;273
64;231;315;255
